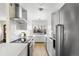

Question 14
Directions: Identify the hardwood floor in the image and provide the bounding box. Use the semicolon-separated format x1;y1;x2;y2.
32;42;48;56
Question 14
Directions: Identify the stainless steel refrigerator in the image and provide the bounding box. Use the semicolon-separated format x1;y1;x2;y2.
56;3;79;56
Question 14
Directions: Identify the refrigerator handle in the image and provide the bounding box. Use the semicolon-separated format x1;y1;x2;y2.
56;24;64;56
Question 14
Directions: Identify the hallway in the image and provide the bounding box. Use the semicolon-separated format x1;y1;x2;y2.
32;43;48;56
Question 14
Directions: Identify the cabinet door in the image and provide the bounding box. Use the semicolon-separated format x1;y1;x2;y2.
9;3;15;18
16;22;27;30
22;8;27;20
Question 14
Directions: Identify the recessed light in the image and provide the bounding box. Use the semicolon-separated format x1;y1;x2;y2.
39;7;44;11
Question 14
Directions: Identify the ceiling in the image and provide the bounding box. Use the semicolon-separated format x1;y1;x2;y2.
20;3;65;13
20;3;65;21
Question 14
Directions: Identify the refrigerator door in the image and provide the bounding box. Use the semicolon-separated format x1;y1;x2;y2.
56;24;64;56
60;3;79;56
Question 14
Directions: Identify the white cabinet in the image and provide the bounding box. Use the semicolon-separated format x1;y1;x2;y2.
16;21;27;30
46;38;55;56
0;4;7;20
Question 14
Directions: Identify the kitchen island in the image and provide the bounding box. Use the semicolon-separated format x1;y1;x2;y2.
0;43;28;56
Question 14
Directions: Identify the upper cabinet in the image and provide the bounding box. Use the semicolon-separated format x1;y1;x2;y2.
0;4;8;21
22;8;27;20
16;21;27;30
51;11;60;33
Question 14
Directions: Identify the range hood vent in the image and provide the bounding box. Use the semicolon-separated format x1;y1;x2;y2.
15;3;20;18
11;4;27;20
11;3;27;23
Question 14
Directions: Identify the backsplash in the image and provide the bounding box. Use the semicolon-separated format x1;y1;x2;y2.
10;30;28;42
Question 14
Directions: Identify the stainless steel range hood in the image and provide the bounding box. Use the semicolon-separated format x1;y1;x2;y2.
11;3;27;23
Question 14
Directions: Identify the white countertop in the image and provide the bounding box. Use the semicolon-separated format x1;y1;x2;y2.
0;43;28;56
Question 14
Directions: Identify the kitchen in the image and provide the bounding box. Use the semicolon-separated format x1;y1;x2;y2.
0;3;65;56
0;3;64;56
0;3;78;56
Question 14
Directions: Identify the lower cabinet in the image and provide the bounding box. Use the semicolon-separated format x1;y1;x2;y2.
46;38;55;56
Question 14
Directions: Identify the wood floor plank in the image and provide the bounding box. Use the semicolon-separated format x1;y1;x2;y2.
32;42;48;56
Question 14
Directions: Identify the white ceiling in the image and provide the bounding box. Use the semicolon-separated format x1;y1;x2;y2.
20;3;65;13
20;3;65;21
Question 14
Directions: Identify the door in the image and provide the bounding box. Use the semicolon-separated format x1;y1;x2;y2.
56;24;64;56
60;3;79;56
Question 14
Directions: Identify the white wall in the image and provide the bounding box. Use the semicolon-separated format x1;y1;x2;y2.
10;20;28;42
